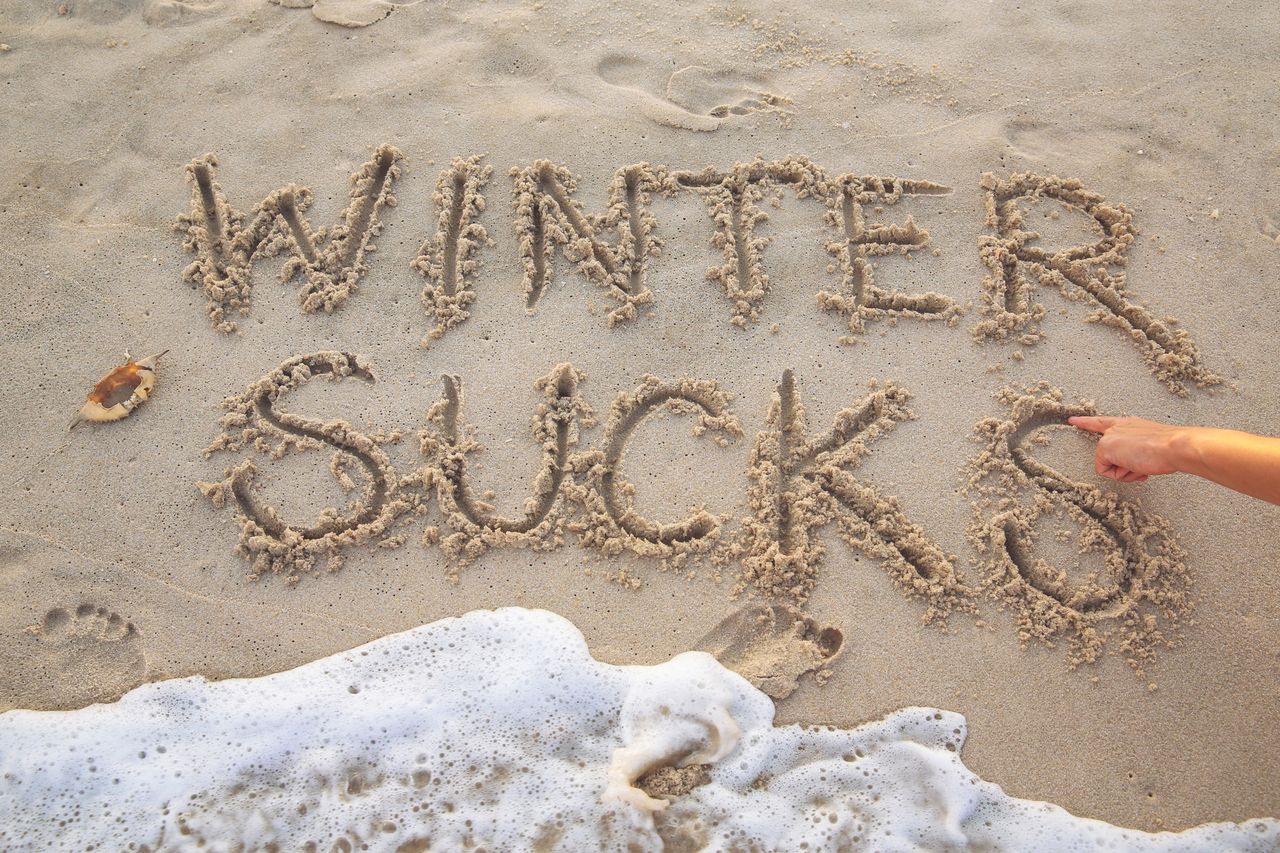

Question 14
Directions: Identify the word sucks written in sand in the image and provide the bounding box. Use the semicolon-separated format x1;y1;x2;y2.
175;151;1218;395
199;353;1189;675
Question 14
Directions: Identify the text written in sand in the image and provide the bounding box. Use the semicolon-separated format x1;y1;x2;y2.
198;353;1185;676
182;153;1220;678
175;151;1217;395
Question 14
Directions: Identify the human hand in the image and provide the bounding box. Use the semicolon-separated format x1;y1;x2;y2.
1066;415;1189;483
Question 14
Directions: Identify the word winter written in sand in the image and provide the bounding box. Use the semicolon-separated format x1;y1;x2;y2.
175;149;1219;395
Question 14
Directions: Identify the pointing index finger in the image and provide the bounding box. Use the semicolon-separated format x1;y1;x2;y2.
1069;415;1119;434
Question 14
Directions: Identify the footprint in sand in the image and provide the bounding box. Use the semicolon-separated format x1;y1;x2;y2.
696;604;843;700
666;66;789;120
595;55;789;132
18;604;148;709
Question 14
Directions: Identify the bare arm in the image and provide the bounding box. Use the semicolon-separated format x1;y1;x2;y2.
1068;416;1280;506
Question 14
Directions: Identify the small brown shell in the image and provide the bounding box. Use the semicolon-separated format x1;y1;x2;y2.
71;351;168;429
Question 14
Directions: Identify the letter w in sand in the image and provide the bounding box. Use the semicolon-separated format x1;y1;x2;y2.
176;146;404;332
741;370;971;624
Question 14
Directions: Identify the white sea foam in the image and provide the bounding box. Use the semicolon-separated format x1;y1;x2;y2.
0;607;1274;851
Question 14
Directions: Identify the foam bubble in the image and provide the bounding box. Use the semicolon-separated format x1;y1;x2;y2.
0;607;1274;851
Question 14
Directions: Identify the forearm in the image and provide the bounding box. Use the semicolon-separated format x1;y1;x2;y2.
1169;427;1280;505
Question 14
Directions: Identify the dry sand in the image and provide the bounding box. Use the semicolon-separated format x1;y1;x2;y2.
1;0;1278;835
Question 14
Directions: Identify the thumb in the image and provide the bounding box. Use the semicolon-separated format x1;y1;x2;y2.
1069;415;1120;434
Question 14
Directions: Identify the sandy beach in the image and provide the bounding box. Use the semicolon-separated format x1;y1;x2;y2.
0;0;1277;846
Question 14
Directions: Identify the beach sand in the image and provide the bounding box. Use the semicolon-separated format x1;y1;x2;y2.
0;0;1278;838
